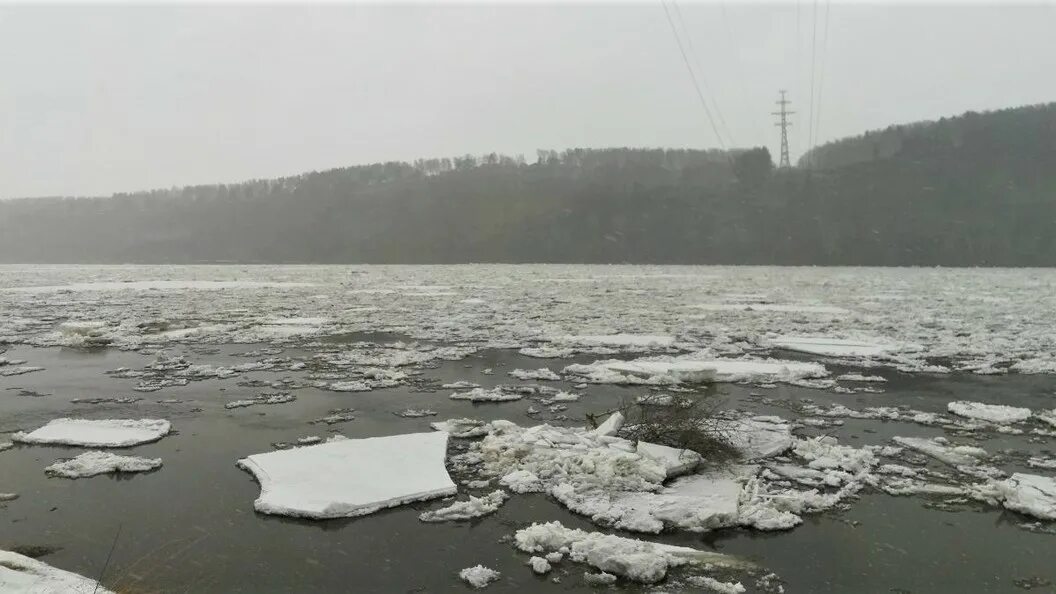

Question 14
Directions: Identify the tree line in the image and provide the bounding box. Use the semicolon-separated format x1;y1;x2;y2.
1;103;1053;266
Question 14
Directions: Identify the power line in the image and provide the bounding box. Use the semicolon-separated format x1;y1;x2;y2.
806;0;819;168
660;0;728;151
810;0;832;166
671;0;736;147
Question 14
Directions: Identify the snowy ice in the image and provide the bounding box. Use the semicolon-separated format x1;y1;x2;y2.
14;418;171;448
419;490;508;522
45;451;162;479
947;401;1032;424
238;431;456;519
0;549;114;593
459;565;500;589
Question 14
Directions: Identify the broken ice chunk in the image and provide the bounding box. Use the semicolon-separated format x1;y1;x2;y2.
892;436;988;468
592;412;625;437
237;431;456;519
418;490;507;522
45;451;162;479
720;416;793;460
450;387;523;402
459;565;500;589
431;418;495;438
991;473;1056;520
13;418;171;448
636;442;701;478
514;521;751;584
528;556;552;574
509;368;561;381
947;401;1031;424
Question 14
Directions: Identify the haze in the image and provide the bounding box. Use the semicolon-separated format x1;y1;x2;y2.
1;2;1054;199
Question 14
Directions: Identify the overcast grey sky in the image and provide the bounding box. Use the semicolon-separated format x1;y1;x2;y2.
1;2;1054;198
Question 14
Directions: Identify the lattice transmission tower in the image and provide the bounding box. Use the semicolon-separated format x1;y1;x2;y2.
772;90;794;168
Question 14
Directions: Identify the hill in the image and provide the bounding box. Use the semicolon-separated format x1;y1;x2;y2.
1;103;1054;265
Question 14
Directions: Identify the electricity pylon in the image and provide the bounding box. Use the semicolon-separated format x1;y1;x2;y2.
772;90;794;168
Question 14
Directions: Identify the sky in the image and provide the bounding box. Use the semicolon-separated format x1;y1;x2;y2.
1;2;1054;198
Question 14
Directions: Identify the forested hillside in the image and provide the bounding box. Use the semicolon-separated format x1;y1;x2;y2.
1;103;1054;265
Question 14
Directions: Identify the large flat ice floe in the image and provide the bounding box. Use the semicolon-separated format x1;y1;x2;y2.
564;355;827;386
514;521;751;584
0;549;114;593
13;419;171;447
237;432;456;519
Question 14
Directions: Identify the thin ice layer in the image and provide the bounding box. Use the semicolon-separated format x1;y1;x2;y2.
237;431;456;519
0;549;114;593
13;418;171;448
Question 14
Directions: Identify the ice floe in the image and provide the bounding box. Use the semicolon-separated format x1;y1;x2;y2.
946;401;1032;424
237;431;456;519
987;473;1056;520
514;521;750;584
836;373;886;382
450;387;523;402
0;549;115;593
431;418;496;438
528;556;551;574
565;334;676;348
564;356;827;386
768;335;918;358
14;419;171;447
508;368;561;381
721;416;793;460
892;436;990;470
688;576;748;593
459;565;500;588
418;490;508;522
225;392;295;409
45;451;162;479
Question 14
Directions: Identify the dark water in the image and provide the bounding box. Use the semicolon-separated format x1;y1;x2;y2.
1;345;1054;593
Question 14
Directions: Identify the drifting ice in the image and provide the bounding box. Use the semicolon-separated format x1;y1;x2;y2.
459;565;500;589
946;401;1032;424
514;521;750;584
13;419;171;448
238;431;456;519
565;356;827;386
419;490;508;522
45;451;162;479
